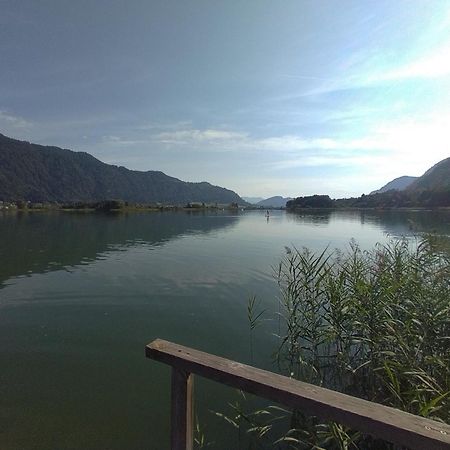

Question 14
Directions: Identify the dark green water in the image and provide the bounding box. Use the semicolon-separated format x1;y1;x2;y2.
0;209;449;449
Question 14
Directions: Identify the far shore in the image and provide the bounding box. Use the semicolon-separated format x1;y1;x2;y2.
1;203;450;214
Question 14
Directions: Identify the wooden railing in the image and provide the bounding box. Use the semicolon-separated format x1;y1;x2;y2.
146;339;450;450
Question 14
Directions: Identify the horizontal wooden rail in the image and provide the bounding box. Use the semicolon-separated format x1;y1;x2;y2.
146;339;450;450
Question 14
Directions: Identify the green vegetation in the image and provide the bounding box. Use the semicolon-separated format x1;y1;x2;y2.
408;157;450;192
0;133;245;205
334;190;450;208
286;195;333;208
287;189;450;209
0;199;242;213
219;239;450;449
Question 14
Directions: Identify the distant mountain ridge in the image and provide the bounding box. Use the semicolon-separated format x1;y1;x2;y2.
369;176;417;195
242;196;265;204
288;156;450;209
369;158;450;196
256;196;293;207
0;133;245;204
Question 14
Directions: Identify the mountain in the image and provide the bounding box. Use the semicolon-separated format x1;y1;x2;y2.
0;133;245;204
242;196;265;204
256;196;293;208
407;157;450;192
369;176;417;195
288;157;450;209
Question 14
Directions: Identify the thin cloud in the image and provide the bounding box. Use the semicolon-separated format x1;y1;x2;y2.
272;29;450;102
270;154;381;171
134;120;193;132
270;115;450;176
152;127;393;155
156;129;248;145
0;110;32;129
101;135;148;146
371;42;450;82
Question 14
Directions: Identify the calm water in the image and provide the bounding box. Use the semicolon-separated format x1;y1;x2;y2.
0;209;449;449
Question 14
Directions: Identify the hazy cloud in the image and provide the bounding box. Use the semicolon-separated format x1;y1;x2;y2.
2;1;450;198
0;110;32;130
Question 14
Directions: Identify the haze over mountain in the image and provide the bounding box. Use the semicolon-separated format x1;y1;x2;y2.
256;196;293;208
288;156;450;209
242;197;265;204
0;133;245;205
369;176;418;195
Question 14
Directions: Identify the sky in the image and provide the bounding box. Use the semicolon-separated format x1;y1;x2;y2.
1;0;450;198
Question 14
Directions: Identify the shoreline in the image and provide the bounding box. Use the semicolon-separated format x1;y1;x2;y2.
1;205;450;214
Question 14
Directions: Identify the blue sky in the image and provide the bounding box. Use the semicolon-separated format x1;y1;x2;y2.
1;0;450;198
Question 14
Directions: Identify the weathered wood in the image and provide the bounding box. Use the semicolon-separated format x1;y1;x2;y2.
147;338;450;450
170;368;193;450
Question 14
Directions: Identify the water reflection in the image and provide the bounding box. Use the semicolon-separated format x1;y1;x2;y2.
361;209;450;237
0;211;238;286
286;209;450;237
2;210;448;289
286;209;332;225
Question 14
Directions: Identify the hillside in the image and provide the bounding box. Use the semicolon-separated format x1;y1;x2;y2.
407;157;450;192
0;133;245;204
369;176;417;195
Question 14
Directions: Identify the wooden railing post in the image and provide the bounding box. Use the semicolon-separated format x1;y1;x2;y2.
147;339;450;450
171;368;193;450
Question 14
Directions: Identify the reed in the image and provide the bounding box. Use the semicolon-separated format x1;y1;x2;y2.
218;238;450;449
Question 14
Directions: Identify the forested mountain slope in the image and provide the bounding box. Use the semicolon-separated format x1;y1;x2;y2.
0;133;244;204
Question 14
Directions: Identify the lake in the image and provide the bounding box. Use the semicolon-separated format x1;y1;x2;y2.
0;209;449;449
